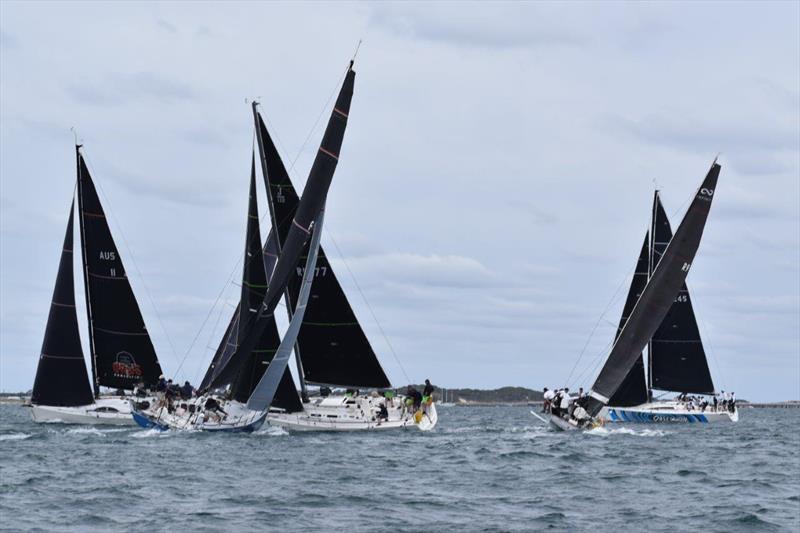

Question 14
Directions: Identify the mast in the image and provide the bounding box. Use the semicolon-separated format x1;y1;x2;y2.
253;102;308;401
646;190;659;402
75;145;100;398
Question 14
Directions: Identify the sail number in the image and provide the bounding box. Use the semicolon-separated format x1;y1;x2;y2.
681;262;691;272
675;294;688;303
99;251;116;261
296;266;327;278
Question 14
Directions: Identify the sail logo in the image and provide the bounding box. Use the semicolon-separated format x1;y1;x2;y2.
698;188;714;202
276;188;286;204
111;351;142;379
652;415;689;423
99;251;116;261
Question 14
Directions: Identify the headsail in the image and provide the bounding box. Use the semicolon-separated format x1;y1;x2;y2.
31;201;94;407
607;234;650;407
76;148;163;391
649;193;714;394
254;106;391;388
586;162;721;417
237;62;356;408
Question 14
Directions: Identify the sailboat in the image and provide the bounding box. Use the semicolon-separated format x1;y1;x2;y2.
132;60;435;432
600;191;737;424
252;103;437;432
30;146;165;425
548;161;723;431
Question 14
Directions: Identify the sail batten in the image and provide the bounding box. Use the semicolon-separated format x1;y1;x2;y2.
586;163;721;417
76;149;163;390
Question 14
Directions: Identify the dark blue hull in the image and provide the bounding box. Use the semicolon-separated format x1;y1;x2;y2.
131;409;267;433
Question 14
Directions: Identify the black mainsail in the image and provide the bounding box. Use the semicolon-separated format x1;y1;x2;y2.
649;194;714;394
31;201;94;407
253;106;391;389
76;148;163;393
586;162;721;417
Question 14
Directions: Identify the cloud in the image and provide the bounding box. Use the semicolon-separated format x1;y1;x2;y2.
66;71;196;107
341;252;512;289
367;4;587;49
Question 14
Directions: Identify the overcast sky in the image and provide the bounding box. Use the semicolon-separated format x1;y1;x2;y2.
1;2;798;401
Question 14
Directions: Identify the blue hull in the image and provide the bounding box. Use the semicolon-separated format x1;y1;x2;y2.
606;408;709;424
131;409;266;433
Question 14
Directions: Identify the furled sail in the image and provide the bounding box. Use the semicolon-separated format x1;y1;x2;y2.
649;193;714;394
76;148;163;391
586;162;721;417
31;201;94;406
254;106;391;388
237;62;357;407
607;234;650;407
203;157;301;411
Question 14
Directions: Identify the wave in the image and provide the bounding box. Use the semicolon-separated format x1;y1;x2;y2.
253;426;288;437
131;428;171;439
586;426;669;437
66;427;107;436
0;432;32;442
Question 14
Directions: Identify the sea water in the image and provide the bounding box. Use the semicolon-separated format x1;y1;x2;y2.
0;404;798;531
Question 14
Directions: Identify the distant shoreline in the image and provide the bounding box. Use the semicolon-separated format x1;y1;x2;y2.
2;394;798;408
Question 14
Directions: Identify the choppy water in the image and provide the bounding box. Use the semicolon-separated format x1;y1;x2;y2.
1;404;798;532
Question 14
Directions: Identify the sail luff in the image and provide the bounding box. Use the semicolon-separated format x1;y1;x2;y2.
31;200;94;407
75;146;100;397
586;162;721;417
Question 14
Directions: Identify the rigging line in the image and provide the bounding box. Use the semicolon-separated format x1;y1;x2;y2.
563;263;636;386
574;338;615;390
325;230;412;385
287;68;348;175
78;150;181;369
191;292;234;386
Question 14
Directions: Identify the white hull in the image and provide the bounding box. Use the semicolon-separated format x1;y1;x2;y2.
29;396;152;426
133;396;266;432
267;394;438;432
601;401;738;424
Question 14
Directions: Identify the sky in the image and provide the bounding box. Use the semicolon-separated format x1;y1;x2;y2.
1;2;798;401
